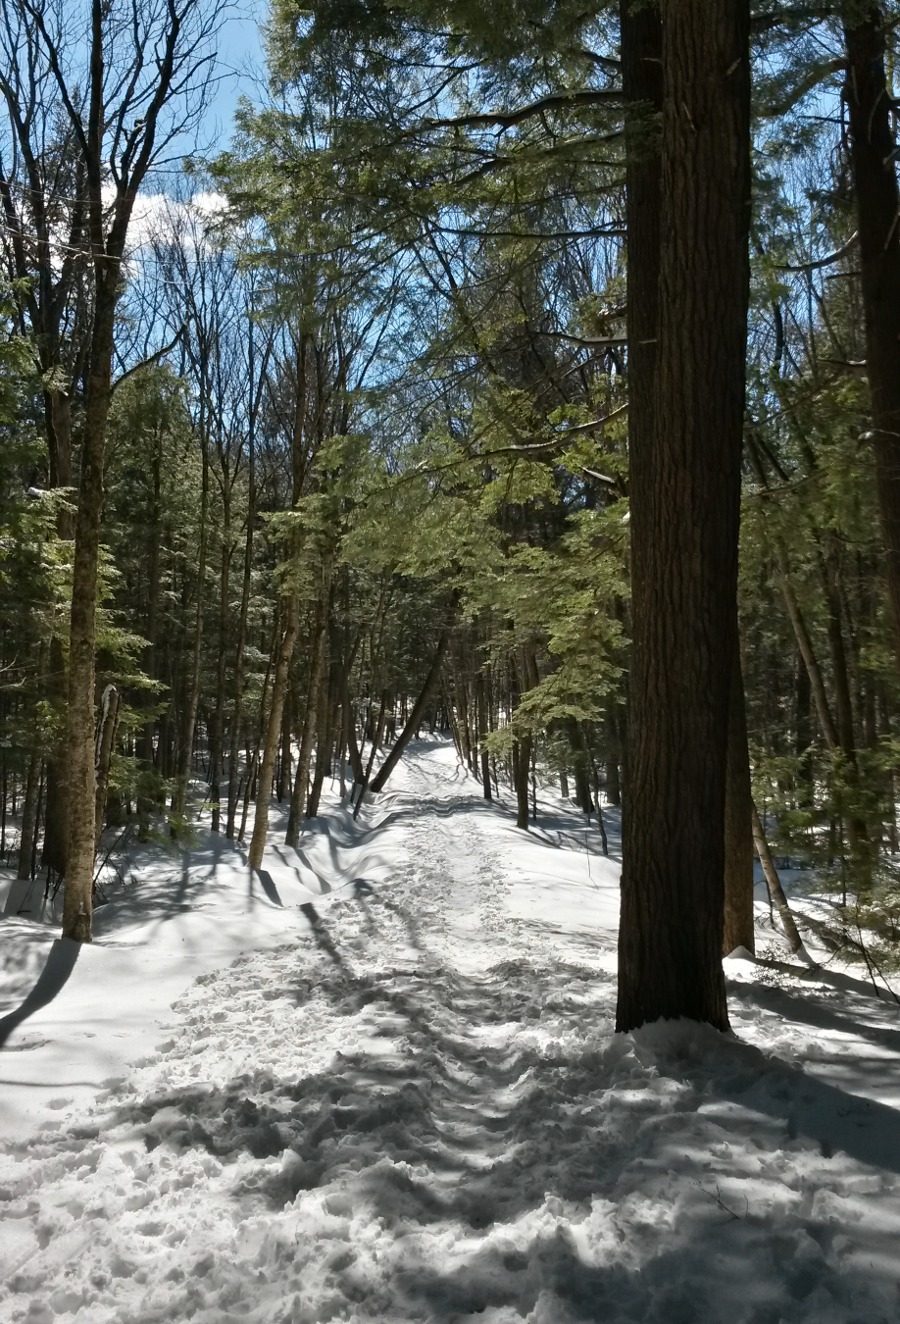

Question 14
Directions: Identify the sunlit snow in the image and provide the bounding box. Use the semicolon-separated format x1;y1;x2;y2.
2;740;900;1323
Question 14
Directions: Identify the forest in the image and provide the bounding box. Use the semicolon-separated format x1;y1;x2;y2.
1;0;900;1033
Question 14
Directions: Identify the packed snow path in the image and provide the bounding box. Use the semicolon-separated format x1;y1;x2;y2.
3;742;900;1323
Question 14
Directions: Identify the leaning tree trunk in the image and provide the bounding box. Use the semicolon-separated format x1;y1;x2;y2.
843;7;900;674
369;619;455;795
617;0;751;1032
751;800;808;959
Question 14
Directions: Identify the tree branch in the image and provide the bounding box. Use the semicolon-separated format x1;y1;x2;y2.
422;88;620;133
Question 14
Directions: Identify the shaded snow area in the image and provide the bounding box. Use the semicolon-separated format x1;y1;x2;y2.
3;742;900;1323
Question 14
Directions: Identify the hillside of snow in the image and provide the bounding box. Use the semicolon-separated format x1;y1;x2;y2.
2;740;900;1323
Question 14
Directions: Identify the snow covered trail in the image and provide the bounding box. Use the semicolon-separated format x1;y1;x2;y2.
3;741;900;1323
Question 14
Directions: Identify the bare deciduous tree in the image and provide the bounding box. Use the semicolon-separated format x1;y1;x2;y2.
0;0;225;940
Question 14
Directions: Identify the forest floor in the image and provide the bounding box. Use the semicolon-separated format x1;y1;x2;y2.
2;740;900;1323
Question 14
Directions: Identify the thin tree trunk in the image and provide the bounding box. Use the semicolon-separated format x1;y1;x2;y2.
93;684;121;853
512;735;531;830
62;285;118;943
248;593;301;870
307;655;337;820
344;680;364;787
605;713;622;808
585;740;610;856
139;432;163;770
41;391;75;878
226;500;256;840
354;689;388;816
779;559;841;749
278;687;293;803
42;638;69;878
172;436;208;825
209;497;231;833
286;593;329;845
227;313;264;838
476;671;492;801
17;741;41;881
723;650;755;955
751;800;808;958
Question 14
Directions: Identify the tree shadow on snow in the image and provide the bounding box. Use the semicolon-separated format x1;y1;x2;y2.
0;938;80;1049
728;976;900;1059
91;894;900;1321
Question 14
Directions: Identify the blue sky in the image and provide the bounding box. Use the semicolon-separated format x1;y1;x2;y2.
200;0;268;151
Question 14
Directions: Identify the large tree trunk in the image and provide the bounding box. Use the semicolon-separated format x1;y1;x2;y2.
843;7;900;673
617;0;751;1032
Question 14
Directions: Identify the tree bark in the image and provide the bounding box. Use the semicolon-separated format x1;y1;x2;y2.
617;0;751;1032
62;282;117;943
842;7;900;673
513;735;532;830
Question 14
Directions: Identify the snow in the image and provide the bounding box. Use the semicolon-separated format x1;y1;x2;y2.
3;740;900;1323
